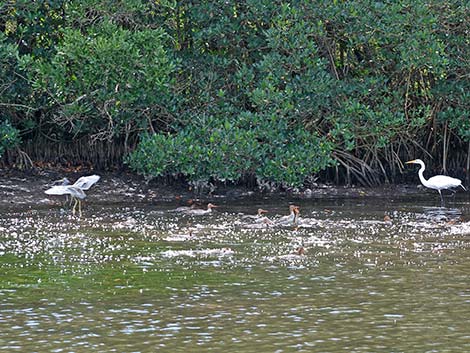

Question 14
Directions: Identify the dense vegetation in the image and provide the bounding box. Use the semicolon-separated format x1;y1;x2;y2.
1;0;469;187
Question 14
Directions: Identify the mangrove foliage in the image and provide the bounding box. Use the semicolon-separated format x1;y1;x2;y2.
1;0;469;187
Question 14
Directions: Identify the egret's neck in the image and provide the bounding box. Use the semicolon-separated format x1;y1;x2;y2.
417;163;429;187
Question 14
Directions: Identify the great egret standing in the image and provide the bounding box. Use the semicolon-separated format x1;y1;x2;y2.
406;159;466;203
45;175;100;216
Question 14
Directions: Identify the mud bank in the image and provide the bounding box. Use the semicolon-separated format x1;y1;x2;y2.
0;168;432;210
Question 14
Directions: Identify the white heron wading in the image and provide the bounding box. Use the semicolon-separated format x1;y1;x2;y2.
45;175;100;216
406;159;466;203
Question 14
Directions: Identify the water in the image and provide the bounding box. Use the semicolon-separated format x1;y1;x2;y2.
1;187;470;352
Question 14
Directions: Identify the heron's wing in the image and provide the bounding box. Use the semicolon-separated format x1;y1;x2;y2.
45;185;86;199
69;186;86;199
45;185;71;195
73;175;101;190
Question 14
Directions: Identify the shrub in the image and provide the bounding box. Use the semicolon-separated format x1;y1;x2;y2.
0;121;21;158
20;22;176;143
2;0;469;183
128;114;334;187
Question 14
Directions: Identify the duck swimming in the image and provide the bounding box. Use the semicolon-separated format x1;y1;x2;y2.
184;203;218;215
241;208;273;227
276;205;300;226
170;199;197;212
242;208;269;220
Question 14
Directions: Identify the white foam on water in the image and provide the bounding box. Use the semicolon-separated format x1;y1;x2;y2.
161;248;235;258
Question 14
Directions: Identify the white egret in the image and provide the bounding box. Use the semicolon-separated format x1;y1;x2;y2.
45;175;100;216
406;159;466;202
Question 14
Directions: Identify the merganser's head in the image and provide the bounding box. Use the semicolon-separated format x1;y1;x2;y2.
207;203;217;209
289;205;300;213
257;208;268;215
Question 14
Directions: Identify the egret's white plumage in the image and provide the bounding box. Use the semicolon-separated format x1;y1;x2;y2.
45;175;100;216
406;159;466;202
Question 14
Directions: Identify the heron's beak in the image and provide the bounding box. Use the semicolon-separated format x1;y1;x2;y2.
405;160;417;164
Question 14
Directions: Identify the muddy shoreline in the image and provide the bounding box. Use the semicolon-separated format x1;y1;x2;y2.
0;168;431;210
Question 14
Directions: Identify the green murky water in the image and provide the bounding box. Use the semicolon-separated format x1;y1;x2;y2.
1;192;470;352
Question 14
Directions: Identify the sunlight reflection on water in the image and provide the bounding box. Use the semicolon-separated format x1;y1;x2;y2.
0;194;470;351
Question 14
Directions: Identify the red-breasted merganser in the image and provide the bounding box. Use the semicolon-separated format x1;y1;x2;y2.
293;206;300;225
170;199;197;212
276;205;300;225
242;208;273;226
242;208;268;220
184;203;218;215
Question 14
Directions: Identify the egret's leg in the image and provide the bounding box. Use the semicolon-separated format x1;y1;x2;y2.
78;200;82;217
63;194;69;206
438;190;445;206
450;188;458;202
72;198;78;216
